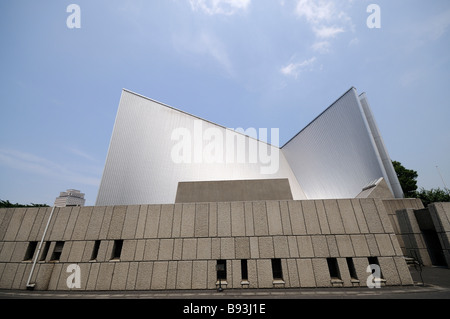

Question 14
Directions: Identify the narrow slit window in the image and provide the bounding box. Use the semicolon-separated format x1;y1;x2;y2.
368;257;383;278
271;259;283;280
241;259;248;281
216;260;227;281
111;240;123;260
327;258;341;279
91;240;101;261
40;242;51;261
50;241;64;261
23;241;38;261
346;257;358;280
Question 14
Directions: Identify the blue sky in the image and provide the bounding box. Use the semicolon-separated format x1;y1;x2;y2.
1;0;449;206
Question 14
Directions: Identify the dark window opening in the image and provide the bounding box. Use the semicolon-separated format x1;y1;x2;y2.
216;260;227;281
271;259;283;280
346;258;358;280
50;241;64;261
40;242;51;261
241;260;248;281
23;241;37;261
91;240;101;261
327;258;341;279
368;257;383;278
111;240;123;260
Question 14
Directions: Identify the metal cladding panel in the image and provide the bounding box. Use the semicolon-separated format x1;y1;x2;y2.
96;90;306;206
282;88;391;199
359;93;404;198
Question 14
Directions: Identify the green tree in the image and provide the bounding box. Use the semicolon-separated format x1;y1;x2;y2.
0;199;49;208
392;160;418;198
415;188;450;207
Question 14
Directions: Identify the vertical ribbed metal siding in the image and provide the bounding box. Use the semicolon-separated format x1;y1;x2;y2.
96;90;306;206
282;88;390;199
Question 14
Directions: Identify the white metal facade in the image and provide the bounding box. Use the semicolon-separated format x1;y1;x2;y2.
96;88;403;206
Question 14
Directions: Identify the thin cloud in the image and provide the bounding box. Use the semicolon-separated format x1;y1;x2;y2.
280;57;317;79
189;0;251;15
0;149;101;186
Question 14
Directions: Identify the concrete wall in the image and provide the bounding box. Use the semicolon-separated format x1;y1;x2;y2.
175;179;293;203
428;203;450;267
0;199;413;291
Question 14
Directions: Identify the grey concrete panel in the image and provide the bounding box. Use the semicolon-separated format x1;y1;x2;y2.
126;262;139;290
217;202;231;237
335;235;355;257
393;256;413;285
107;206;126;240
266;201;283;236
98;206;113;240
34;263;55;291
297;259;316;287
197;238;212;260
280;201;292;235
72;207;94;240
135;205;148;239
208;203;218;237
172;204;183;238
0;263;18;289
231;202;245;237
122;205;140;239
121;240;137;261
250;237;259;259
365;234;380;256
221;237;235;260
181;203;196;238
297;236;314;258
302;201;321;234
375;234;395;256
360;199;384;233
258;237;274;259
378;257;401;285
151;261;168;290
159;204;174;238
256;259;273;288
374;199;395;233
195;203;209;238
207;260;217;290
158;239;175;261
176;261;192;290
182;238;197;260
311;236;329;257
134;240;146;261
286;259;299;288
111;262;130;290
136;262;153;290
337;258;353;287
253;201;269;236
287;201;307;235
85;206;106;240
350;235;370;256
11;263;26;290
231;259;241;288
351;199;369;233
287;236;299;258
244;202;254;236
68;241;86;262
312;258;331;287
0;242;16;262
211;238;220;260
273;236;289;258
323;200;345;234
29;208;48;241
235;237;250;259
86;263;100;290
166;261;178;290
144;205;161;238
95;263;115;290
326;236;339;257
315;200;330;234
144;239;160;261
15;208;38;241
3;208;26;241
0;209;14;241
337;199;360;234
192;260;208;289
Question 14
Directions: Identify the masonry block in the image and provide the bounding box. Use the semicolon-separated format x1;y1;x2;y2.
303;201;321;234
151;261;168;290
145;205;161;238
135;262;153;290
231;202;245;237
217;202;231;237
311;236;329;257
253;201;269;236
256;259;273;288
266;201;283;235
192;260;208;289
159;204;175;238
235;237;250;259
288;201;307;235
312;258;331;287
297;236;314;258
335;235;355;257
176;261;192;289
195;203;209;238
297;259;315;287
258;237;274;258
274;236;289;258
111;262;129;290
107;206;126;240
122;205;140;239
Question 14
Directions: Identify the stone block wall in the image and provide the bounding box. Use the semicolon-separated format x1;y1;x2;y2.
0;199;413;291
